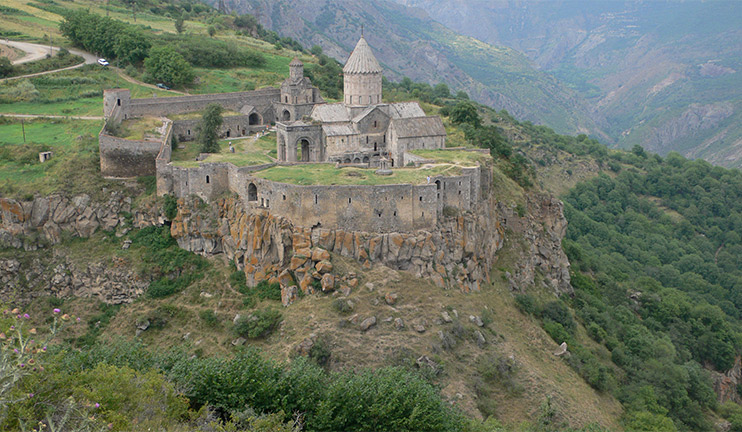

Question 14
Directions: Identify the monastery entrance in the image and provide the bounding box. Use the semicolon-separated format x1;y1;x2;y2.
249;113;260;125
299;139;310;162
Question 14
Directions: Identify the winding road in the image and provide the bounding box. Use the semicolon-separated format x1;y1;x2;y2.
0;40;97;82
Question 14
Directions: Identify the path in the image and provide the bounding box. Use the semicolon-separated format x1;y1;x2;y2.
0;40;97;82
114;68;190;95
0;113;104;121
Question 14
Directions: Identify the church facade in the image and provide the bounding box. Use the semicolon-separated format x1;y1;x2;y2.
276;36;446;168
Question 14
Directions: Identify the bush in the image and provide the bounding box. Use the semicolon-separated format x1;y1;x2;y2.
199;310;220;328
514;294;538;315
233;308;282;339
144;46;194;86
541;301;575;333
162;194;178;220
230;270;248;293
331;298;353;314
254;280;281;301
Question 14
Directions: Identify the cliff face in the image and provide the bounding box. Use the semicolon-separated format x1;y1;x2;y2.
0;192;159;305
170;191;572;300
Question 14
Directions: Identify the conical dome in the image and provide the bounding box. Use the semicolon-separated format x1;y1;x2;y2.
289;57;303;67
343;36;383;74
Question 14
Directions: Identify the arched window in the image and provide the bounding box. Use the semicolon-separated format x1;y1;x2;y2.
435;180;441;190
206;175;210;184
353;157;360;164
248;183;258;201
282;110;291;121
362;156;369;164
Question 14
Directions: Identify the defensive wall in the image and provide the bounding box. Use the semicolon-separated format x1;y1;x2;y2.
100;119;172;178
156;148;491;233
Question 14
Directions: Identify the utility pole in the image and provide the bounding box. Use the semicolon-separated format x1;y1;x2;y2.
21;119;25;143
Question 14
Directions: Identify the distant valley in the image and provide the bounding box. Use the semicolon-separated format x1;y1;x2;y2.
397;0;742;167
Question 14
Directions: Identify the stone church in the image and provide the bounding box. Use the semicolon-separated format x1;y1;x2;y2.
276;36;446;167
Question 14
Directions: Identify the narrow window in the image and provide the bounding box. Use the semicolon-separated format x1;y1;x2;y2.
422;211;425;217
117;99;120;106
374;120;377;128
393;211;397;217
285;96;288;103
206;175;210;184
283;194;286;200
366;136;369;144
383;135;386;143
419;196;422;202
266;199;270;207
348;198;352;204
315;195;318;204
374;143;377;151
437;193;440;199
187;130;190;135
458;191;462;195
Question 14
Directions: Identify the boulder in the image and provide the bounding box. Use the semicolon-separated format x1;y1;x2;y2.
321;273;335;292
315;260;333;274
360;316;377;332
394;317;405;330
469;315;484;327
311;248;330;262
384;292;398;305
281;285;298;307
441;311;453;323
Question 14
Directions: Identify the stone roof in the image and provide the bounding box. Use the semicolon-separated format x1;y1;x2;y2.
388;102;426;119
352;105;390;123
322;124;357;137
390;116;446;138
289;57;303;67
239;105;255;115
311;103;350;122
343;36;383;74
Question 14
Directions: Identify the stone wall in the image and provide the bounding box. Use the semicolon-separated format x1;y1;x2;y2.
128;88;280;120
99;120;171;178
172;115;265;142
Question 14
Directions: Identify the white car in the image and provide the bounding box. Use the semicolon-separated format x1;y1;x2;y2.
97;58;109;66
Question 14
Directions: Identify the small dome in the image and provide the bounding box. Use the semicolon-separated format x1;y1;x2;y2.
343;36;383;74
289;57;304;67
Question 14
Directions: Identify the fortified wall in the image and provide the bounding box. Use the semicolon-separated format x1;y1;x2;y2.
156;152;490;233
100;87;281;178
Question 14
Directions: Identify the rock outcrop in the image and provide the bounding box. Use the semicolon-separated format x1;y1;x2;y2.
712;355;742;405
171;189;572;296
0;257;148;305
0;192;158;250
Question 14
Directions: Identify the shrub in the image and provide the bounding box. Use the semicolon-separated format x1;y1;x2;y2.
254;280;281;301
514;294;537;315
162;194;178;220
233;308;282;339
331;298;353;314
230;270;248;293
541;301;575;333
199;310;220;328
543;319;571;345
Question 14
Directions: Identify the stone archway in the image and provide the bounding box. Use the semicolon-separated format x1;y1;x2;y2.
249;113;261;125
298;138;310;162
282;110;291;121
248;183;258;201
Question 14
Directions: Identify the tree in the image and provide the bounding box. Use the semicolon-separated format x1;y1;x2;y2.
310;45;323;56
143;46;194;86
207;25;216;37
433;83;450;99
174;17;185;34
0;57;13;78
450;101;481;128
198;104;224;153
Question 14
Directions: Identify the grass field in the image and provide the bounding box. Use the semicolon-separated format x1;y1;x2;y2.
0;117;102;147
172;133;276;167
116;117;163;140
254;163;462;186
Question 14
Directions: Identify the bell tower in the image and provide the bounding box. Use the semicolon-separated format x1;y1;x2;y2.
343;36;383;107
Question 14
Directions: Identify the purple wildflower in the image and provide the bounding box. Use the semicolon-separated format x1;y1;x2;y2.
94;403;100;408
23;313;30;319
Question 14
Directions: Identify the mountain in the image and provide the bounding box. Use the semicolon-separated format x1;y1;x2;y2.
394;0;742;167
211;0;609;138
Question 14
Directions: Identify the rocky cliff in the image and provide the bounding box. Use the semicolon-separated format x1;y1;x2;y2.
0;192;158;250
170;191;572;303
0;192;159;305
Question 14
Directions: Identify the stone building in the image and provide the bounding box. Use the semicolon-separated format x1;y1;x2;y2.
276;36;446;167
